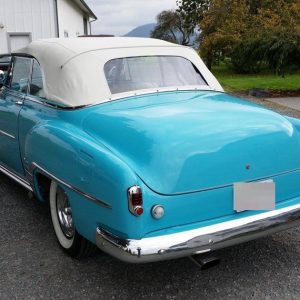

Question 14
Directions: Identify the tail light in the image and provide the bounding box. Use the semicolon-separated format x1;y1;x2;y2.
128;186;143;216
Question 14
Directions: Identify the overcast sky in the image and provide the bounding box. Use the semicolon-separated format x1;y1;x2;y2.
85;0;177;36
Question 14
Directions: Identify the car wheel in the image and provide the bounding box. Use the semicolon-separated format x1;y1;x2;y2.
49;180;96;259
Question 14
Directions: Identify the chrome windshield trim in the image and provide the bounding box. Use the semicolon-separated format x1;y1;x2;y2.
31;163;112;209
96;202;300;263
0;164;32;191
0;129;16;140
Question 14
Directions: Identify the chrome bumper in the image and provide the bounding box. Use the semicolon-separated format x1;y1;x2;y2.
96;203;300;263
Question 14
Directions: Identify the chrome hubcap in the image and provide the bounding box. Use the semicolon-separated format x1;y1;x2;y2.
56;186;74;239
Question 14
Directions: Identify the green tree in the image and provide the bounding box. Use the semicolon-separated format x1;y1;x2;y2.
199;0;250;69
178;0;300;73
229;0;300;74
150;10;195;46
176;0;210;32
251;0;300;75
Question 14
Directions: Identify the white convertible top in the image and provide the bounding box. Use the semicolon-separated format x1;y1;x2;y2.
14;38;223;107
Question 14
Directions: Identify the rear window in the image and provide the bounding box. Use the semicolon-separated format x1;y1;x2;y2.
104;56;207;94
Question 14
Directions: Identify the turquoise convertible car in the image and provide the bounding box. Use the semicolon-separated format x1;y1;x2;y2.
1;37;300;264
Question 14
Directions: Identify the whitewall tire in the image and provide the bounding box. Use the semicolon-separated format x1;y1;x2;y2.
49;180;96;259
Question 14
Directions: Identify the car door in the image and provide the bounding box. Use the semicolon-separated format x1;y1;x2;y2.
0;56;32;175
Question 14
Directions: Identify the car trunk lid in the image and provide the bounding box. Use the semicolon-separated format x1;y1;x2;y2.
83;91;300;195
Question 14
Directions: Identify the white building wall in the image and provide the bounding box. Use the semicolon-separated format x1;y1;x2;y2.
0;0;57;53
57;0;88;38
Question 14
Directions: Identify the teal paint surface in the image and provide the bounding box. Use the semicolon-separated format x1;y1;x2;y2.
2;88;300;241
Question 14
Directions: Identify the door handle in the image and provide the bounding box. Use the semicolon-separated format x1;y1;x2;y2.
15;100;23;105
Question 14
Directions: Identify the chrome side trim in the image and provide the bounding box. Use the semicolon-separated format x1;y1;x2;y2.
31;163;112;209
0;164;32;191
96;202;300;263
0;129;16;140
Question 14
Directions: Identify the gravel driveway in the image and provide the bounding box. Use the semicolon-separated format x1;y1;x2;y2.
1;97;300;300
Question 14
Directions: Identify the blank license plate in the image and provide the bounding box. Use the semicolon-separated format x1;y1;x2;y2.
234;180;275;211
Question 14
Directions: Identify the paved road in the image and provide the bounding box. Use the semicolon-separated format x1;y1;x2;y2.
1;98;300;300
1;173;300;300
266;97;300;111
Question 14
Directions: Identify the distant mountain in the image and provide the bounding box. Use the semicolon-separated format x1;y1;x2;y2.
123;23;156;38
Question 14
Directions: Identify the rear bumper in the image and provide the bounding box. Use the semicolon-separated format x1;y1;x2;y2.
96;203;300;263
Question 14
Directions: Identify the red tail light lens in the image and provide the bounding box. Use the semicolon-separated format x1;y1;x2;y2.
134;206;144;216
128;186;143;216
131;193;142;206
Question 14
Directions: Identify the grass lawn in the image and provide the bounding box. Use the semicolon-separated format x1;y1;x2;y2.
212;65;300;92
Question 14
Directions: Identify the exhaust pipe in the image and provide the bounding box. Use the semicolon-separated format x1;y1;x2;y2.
189;254;220;270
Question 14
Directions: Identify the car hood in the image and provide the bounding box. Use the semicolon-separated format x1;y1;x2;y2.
83;91;300;195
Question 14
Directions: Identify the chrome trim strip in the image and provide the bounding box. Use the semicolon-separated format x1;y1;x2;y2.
31;163;112;209
0;129;16;140
106;86;214;103
23;89;223;111
0;164;32;191
24;96;74;110
96;203;300;263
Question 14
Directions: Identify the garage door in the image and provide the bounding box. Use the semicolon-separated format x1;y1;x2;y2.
8;33;31;52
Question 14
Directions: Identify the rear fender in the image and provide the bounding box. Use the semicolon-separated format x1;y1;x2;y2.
23;121;146;241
